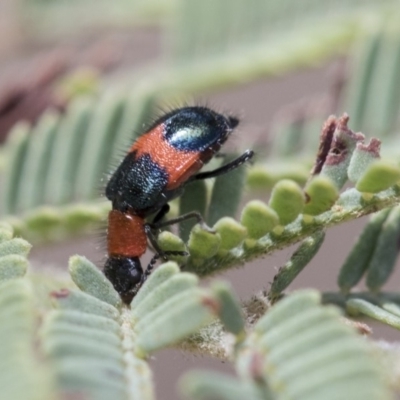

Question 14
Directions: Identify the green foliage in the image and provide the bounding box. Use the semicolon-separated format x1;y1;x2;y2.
0;223;31;281
0;279;55;400
0;224;252;399
240;200;279;239
347;299;400;329
182;291;392;400
187;224;221;260
269;179;305;225
157;231;188;264
1;91;155;215
303;176;339;216
69;255;122;308
213;217;248;251
207;153;249;226
1;220;396;398
356;161;400;193
269;231;325;301
338;208;391;292
365;206;400;292
179;180;207;241
2;2;400;399
211;281;245;337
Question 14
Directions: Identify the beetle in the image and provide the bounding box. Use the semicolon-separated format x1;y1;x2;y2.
104;106;254;304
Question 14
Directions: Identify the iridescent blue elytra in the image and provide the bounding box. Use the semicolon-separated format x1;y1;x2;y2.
104;106;254;304
162;107;237;151
106;106;239;215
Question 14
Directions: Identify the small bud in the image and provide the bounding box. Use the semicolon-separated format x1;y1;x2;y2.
348;138;381;183
303;176;338;216
269;180;304;225
188;224;221;259
213;217;247;251
356;160;400;193
321;114;364;189
157;231;188;264
241;200;279;239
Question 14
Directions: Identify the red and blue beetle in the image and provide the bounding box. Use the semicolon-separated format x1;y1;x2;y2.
104;106;254;304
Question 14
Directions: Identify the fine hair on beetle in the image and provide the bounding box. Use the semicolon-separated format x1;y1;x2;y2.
98;100;254;304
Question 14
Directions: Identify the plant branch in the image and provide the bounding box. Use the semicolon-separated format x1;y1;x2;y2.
185;185;400;276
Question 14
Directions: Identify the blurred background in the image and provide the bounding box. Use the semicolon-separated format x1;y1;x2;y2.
1;1;400;399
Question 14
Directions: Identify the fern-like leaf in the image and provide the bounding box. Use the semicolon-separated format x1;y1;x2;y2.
182;290;393;400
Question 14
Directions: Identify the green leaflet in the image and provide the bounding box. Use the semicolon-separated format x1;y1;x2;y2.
207;153;248;226
157;231;188;265
0;262;54;400
51;288;120;320
187;224;221;259
181;371;267;400
130;262;180;309
0;255;29;281
0;228;31;282
348;139;381;184
213;217;247;251
179;180;207;242
1;123;30;215
240;200;279;239
338;208;391;292
347;299;400;330
46;98;94;205
17;111;61;211
0;237;31;258
356;161;400;193
69;255;122;308
211;281;245;337
366;206;400;291
131;273;199;321
303;176;338;216
0;222;13;242
269;231;325;301
343;26;384;132
74;91;126;200
136;288;216;354
269;179;305;225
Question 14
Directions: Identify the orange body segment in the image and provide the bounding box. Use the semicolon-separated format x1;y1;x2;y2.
131;125;205;190
107;210;147;258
